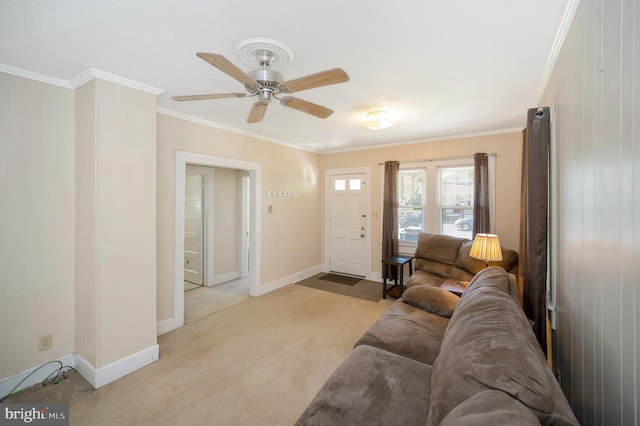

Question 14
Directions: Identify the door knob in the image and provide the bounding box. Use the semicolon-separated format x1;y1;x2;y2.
361;234;365;238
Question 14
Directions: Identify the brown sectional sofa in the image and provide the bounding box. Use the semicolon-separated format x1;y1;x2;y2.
407;232;519;289
295;267;578;425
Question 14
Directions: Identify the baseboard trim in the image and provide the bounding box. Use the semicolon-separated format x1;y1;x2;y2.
254;265;322;296
367;272;382;282
0;354;76;400
210;271;242;286
156;265;322;334
157;317;181;336
75;344;159;389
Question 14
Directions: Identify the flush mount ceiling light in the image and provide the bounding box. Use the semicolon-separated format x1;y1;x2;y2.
365;110;394;130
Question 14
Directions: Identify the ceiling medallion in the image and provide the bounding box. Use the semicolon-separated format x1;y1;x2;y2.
236;38;293;70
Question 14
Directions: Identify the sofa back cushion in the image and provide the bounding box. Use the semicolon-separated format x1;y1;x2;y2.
439;390;541;425
426;267;579;426
414;233;467;278
450;240;519;279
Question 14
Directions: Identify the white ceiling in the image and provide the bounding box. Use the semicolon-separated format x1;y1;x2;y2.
1;0;569;153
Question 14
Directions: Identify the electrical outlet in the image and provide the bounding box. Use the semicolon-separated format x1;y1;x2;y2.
39;333;52;351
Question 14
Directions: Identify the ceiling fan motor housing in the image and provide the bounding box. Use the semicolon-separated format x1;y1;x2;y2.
247;69;283;103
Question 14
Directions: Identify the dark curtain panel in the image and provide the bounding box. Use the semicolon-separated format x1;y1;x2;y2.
520;107;550;354
382;161;399;279
472;153;490;236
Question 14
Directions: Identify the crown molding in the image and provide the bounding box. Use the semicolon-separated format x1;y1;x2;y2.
533;0;581;104
0;64;164;95
71;68;163;95
156;107;315;153
321;127;525;154
0;63;73;89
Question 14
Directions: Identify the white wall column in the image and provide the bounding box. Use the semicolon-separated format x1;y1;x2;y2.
75;77;159;388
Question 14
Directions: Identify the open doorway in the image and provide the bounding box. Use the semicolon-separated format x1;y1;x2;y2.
182;165;252;322
173;151;261;329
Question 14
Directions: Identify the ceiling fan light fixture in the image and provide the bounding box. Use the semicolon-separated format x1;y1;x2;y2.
365;110;394;130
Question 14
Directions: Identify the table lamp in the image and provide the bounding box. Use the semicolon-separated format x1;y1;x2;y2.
470;233;503;268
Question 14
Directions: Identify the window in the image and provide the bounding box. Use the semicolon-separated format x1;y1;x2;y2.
438;166;474;239
334;178;361;191
394;160;478;252
398;169;425;242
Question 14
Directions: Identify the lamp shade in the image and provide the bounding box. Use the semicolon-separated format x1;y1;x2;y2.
469;233;503;265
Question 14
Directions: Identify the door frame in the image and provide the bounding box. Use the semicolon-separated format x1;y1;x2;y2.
323;167;372;279
173;151;261;329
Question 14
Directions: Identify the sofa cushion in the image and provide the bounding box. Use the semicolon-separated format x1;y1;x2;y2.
426;267;579;426
439;390;541;425
354;300;449;364
453;240;519;276
401;285;460;318
295;345;433;426
413;233;467;278
406;270;447;288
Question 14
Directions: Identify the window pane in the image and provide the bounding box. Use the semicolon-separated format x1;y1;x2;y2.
349;179;361;190
399;208;423;241
334;179;346;191
398;169;425;242
398;170;424;206
439;166;473;239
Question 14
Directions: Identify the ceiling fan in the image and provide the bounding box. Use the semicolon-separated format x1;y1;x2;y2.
172;50;349;123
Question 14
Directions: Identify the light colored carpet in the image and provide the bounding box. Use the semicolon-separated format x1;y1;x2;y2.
184;281;200;291
4;284;393;426
184;278;249;324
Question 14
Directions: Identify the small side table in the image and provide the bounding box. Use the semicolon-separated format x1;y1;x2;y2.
440;279;470;296
382;255;414;299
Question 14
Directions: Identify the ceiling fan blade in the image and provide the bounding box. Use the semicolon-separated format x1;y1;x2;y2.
280;97;334;119
172;93;247;101
247;102;268;123
280;68;349;93
196;52;259;89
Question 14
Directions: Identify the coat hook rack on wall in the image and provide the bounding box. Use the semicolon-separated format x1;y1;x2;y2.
267;188;294;197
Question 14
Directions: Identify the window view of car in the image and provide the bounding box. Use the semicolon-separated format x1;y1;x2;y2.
454;217;473;231
400;211;422;227
398;210;423;241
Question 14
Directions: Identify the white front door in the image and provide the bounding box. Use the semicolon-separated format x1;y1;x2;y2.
328;173;366;276
184;174;204;285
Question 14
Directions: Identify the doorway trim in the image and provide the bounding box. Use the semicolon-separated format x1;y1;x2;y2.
173;151;261;329
323;167;372;279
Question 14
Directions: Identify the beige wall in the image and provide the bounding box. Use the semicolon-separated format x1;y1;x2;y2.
75;79;158;368
75;80;98;366
540;0;639;422
156;113;322;322
0;73;76;377
213;168;240;276
320;132;523;274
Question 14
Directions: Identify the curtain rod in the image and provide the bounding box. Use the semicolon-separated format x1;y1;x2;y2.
377;153;497;166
